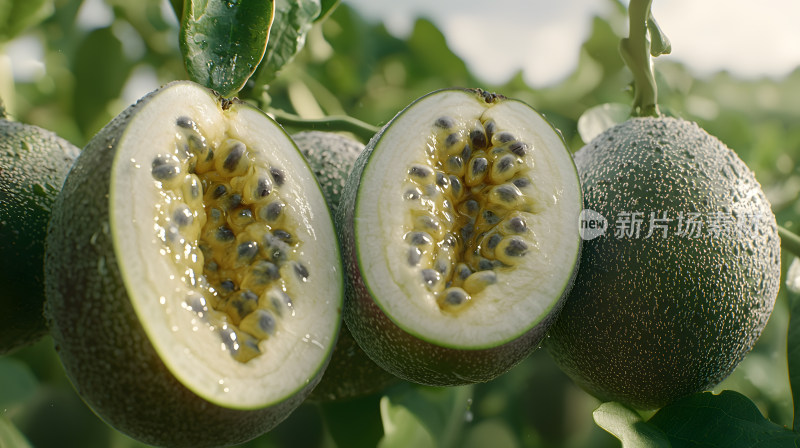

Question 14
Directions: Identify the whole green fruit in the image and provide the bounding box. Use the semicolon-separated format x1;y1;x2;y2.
0;105;79;354
545;117;781;410
293;131;400;402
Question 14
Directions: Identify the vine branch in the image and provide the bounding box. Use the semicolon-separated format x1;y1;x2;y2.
270;110;380;142
780;226;800;259
620;0;671;117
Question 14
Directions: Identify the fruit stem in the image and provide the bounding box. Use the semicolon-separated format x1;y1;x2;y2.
620;0;671;118
270;110;380;142
780;225;800;259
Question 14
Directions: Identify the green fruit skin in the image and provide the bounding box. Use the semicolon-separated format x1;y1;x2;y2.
336;91;581;387
44;82;317;447
293;131;400;402
545;117;781;410
0;117;79;354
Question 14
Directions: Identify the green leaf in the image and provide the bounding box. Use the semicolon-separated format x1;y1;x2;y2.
0;416;32;448
593;402;670;448
316;0;339;22
379;384;473;448
576;103;630;143
320;393;384;448
251;0;321;87
72;26;132;136
788;289;800;430
0;0;53;42
379;394;435;448
180;0;275;98
648;391;800;447
0;357;38;410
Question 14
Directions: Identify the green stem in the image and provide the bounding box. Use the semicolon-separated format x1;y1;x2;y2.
270;110;380;142
620;0;661;117
780;226;800;259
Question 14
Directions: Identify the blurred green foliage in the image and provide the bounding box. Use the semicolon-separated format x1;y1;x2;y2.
1;0;799;447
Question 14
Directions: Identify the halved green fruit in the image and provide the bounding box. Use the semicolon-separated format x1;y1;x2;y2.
44;81;343;447
545;117;781;410
337;89;583;386
293;131;400;401
0;106;79;354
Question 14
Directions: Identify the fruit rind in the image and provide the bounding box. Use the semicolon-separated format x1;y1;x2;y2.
45;81;340;447
0;116;79;354
545;117;781;410
337;88;582;386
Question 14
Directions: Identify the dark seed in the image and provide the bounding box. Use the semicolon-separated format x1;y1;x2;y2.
461;143;473;161
494;131;516;144
408;247;422;266
482;210;500;225
231;290;259;318
212;184;228;199
421;269;441;287
478;258;495;271
465;199;480;215
270;167;285;186
446;156;464;174
408;164;433;180
262;201;284;222
487;233;503;249
508;217;527;233
216;226;235;242
227;194;242;210
256;177;272;197
461;221;475;241
456;263;472;280
223;142;246;172
237;241;259;261
470;128;488;149
219;279;236;294
294;262;309;281
434;116;455;129
151;157;180;181
262;234;290;263
404;188;422;200
509;141;528;157
505;238;528;257
176;116;195;129
445;132;460;149
470;157;488;175
252;260;281;282
407;231;433;247
444;288;469;306
436;172;449;188
483;120;497;141
273;230;293;243
496;155;515;173
256;310;277;335
173;205;193;227
495;185;520;203
512;177;531;188
449;176;463;197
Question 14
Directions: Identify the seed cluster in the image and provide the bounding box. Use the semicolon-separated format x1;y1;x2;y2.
402;116;538;312
150;116;306;363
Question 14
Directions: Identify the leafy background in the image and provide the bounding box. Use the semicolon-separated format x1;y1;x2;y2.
1;0;800;447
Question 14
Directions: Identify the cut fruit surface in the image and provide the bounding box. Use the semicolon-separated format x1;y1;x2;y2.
45;81;342;447
338;89;582;386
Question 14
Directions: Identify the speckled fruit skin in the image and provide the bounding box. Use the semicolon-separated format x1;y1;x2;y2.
0;111;79;354
44;82;317;448
545;117;781;410
293;131;400;402
335;89;581;387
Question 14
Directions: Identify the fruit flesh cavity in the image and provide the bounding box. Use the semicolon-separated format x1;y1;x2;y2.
347;89;581;358
151;116;310;363
55;82;342;411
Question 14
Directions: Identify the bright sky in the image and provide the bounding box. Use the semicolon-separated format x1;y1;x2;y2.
343;0;800;86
